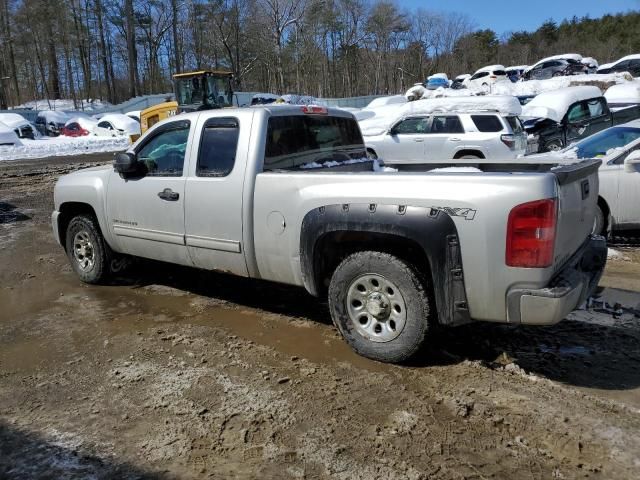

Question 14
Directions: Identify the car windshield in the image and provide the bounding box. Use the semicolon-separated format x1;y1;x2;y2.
570;126;640;158
264;115;367;170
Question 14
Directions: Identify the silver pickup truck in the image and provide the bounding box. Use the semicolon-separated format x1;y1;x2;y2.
52;105;606;363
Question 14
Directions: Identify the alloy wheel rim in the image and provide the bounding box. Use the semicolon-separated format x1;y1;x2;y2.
346;274;407;343
73;230;95;272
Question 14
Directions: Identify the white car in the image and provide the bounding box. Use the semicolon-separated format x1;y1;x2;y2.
364;112;526;163
93;113;141;137
531;120;640;234
0;121;22;146
0;112;36;139
465;65;508;91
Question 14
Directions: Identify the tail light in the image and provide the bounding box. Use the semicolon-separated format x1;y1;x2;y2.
490;75;497;79
506;198;557;268
500;134;516;149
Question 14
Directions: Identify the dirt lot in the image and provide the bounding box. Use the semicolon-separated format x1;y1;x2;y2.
1;154;640;479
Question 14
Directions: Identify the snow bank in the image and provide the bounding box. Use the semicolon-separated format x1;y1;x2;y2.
521;86;602;122
359;95;521;136
604;82;640;105
492;72;630;97
0;122;22;146
0;135;128;161
15;98;112;111
98;114;141;135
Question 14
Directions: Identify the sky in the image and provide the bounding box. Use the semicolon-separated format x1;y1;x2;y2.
402;0;640;36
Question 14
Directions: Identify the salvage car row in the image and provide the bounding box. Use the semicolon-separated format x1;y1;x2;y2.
0;110;141;146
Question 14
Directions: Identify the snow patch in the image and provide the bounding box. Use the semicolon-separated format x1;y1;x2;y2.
521;86;602;122
0;135;128;161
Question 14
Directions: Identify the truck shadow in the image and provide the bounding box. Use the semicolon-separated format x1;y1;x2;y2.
421;316;640;391
0;202;31;224
120;259;640;391
0;421;167;479
119;259;333;326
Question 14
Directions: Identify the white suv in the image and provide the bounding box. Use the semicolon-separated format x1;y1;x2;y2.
364;112;527;164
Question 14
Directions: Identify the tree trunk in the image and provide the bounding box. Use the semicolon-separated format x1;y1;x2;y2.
125;0;138;98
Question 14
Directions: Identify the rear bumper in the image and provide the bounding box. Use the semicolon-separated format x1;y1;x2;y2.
506;236;607;325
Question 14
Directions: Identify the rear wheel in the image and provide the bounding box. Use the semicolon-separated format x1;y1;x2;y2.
328;251;431;363
366;149;378;160
457;154;481;159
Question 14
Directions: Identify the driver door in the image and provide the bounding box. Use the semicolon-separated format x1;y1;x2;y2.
383;117;428;163
106;119;193;266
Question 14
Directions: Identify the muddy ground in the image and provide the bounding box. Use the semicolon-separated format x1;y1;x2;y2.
1;153;640;479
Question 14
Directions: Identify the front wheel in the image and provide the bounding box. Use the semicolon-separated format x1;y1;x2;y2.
65;215;109;284
328;251;431;363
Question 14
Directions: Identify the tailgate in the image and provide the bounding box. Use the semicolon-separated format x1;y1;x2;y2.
552;159;601;271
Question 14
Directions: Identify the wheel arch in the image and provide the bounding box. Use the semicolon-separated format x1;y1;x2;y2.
57;202;104;252
453;149;485;159
300;203;471;326
597;195;612;235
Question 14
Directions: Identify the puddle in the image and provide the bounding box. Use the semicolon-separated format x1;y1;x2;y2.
539;344;590;356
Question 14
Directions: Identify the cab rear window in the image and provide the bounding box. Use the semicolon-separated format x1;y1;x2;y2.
264;115;366;170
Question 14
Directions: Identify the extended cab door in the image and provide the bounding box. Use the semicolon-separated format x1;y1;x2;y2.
383;117;428;163
106;119;192;266
183;114;250;276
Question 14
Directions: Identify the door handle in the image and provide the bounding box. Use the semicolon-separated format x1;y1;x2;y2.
449;137;461;141
413;138;424;142
158;188;180;201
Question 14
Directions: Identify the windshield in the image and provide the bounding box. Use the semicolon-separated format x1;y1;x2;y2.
264;115;366;170
571;126;640;158
175;75;232;107
205;76;233;107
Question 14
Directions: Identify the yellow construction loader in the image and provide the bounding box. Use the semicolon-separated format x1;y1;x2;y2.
140;70;234;134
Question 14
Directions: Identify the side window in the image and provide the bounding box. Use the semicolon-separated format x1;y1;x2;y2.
393;117;428;134
471;71;488;80
614;61;629;71
98;121;111;129
567;102;589;123
431;116;464;134
197;117;239;177
136;121;190;177
587;98;606;117
471;115;504;132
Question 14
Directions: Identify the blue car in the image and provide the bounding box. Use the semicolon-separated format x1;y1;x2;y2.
426;76;449;90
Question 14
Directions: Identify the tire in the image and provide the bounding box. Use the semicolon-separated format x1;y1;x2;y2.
328;251;431;363
366;149;378;160
65;215;109;284
457;154;481;159
592;204;606;236
545;139;563;152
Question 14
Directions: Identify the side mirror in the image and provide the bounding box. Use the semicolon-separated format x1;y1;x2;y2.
624;150;640;173
389;126;398;136
114;152;138;174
